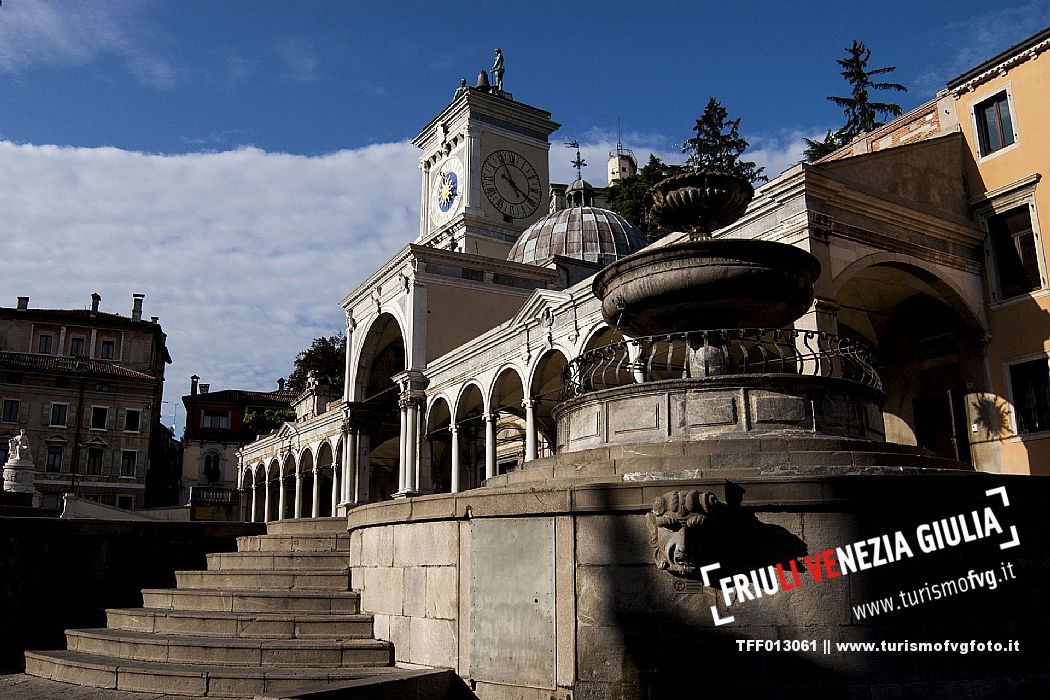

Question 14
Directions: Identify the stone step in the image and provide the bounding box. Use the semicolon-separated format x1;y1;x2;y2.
265;518;347;536
24;649;405;698
254;668;458;700
142;588;361;614
65;628;392;668
175;568;349;591
207;551;349;571
106;608;375;639
237;533;350;553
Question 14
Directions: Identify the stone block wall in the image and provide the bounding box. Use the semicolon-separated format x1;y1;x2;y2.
350;520;461;670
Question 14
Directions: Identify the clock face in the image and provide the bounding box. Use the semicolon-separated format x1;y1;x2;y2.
431;156;464;227
481;149;542;219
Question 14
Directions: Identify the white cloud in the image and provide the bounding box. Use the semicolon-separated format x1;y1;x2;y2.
0;140;420;428
0;0;177;88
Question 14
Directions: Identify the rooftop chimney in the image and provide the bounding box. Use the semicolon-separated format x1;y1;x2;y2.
91;292;101;313
277;378;286;392
132;293;144;322
150;316;158;324
199;384;210;394
16;296;29;310
190;375;199;395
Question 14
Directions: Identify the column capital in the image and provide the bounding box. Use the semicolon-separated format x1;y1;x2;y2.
484;411;500;423
449;424;458;435
521;397;539;410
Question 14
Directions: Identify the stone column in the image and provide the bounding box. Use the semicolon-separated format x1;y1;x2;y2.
294;469;303;519
484;412;497;480
357;436;370;505
343;312;355;401
263;476;271;522
523;398;538;462
344;429;358;505
398;401;409;493
450;425;460;493
311;466;321;518
330;459;339;517
406;399;419;492
278;469;286;521
250;480;257;522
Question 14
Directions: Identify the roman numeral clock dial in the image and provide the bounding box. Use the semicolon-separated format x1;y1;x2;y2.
481;149;542;220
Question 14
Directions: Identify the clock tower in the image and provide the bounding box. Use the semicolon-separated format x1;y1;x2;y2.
413;70;560;258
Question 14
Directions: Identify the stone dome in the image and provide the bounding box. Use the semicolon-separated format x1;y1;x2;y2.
507;205;648;266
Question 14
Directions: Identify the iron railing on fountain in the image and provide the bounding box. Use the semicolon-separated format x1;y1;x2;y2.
561;328;882;400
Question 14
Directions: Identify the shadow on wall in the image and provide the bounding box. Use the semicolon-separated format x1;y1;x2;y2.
0;518;262;669
590;474;1050;697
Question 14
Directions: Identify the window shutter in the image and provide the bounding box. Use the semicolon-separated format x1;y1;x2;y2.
106;408;115;430
42;401;52;425
105;449;116;476
19;400;29;423
116;409;126;431
38;445;46;466
67;404;77;426
83;408;92;429
136;453;145;479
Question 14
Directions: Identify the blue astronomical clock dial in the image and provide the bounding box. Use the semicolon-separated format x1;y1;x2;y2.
438;171;458;212
432;156;464;226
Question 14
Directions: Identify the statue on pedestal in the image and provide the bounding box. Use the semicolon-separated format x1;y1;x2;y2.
4;429;40;500
491;49;504;92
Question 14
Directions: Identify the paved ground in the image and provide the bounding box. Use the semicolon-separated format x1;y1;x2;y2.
0;672;236;700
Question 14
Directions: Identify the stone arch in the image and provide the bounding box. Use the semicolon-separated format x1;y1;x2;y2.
266;458;281;522
528;348;570;455
489;366;528;473
834;258;986;465
453;382;487;491
298;447;315;518
316;440;335;517
351;312;407;503
425;396;454;493
281;452;297;519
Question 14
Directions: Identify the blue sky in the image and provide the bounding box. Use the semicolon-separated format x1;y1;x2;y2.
1;0;1048;432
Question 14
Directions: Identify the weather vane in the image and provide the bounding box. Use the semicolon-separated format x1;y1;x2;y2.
566;140;587;181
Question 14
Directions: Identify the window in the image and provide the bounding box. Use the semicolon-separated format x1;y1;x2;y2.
86;447;103;475
2;400;19;422
70;337;85;356
988;205;1040;299
116;495;134;510
38;334;53;354
95;382;110;392
120;451;137;477
204;452;222;483
46;445;64;473
1009;357;1050;434
91;406;108;430
124;409;141;432
50;403;68;427
100;340;115;360
201;410;230;429
0;441;8;465
975;91;1015;156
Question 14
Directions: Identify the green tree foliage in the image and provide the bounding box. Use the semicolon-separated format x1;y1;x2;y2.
682;97;766;184
605;154;685;242
287;332;346;392
243;408;296;435
805;40;907;162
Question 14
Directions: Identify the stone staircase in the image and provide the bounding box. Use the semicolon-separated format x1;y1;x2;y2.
23;517;453;699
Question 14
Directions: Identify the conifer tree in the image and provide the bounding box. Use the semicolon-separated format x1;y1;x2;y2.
682;97;766;184
805;40;907;161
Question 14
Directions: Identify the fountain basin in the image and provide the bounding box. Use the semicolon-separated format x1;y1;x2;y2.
593;238;821;336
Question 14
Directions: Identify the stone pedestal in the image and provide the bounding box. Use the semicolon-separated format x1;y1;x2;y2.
3;456;41;507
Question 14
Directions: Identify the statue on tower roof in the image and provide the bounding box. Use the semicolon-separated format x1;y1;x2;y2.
492;48;505;92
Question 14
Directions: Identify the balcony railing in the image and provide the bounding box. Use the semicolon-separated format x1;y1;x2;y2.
562;328;881;399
